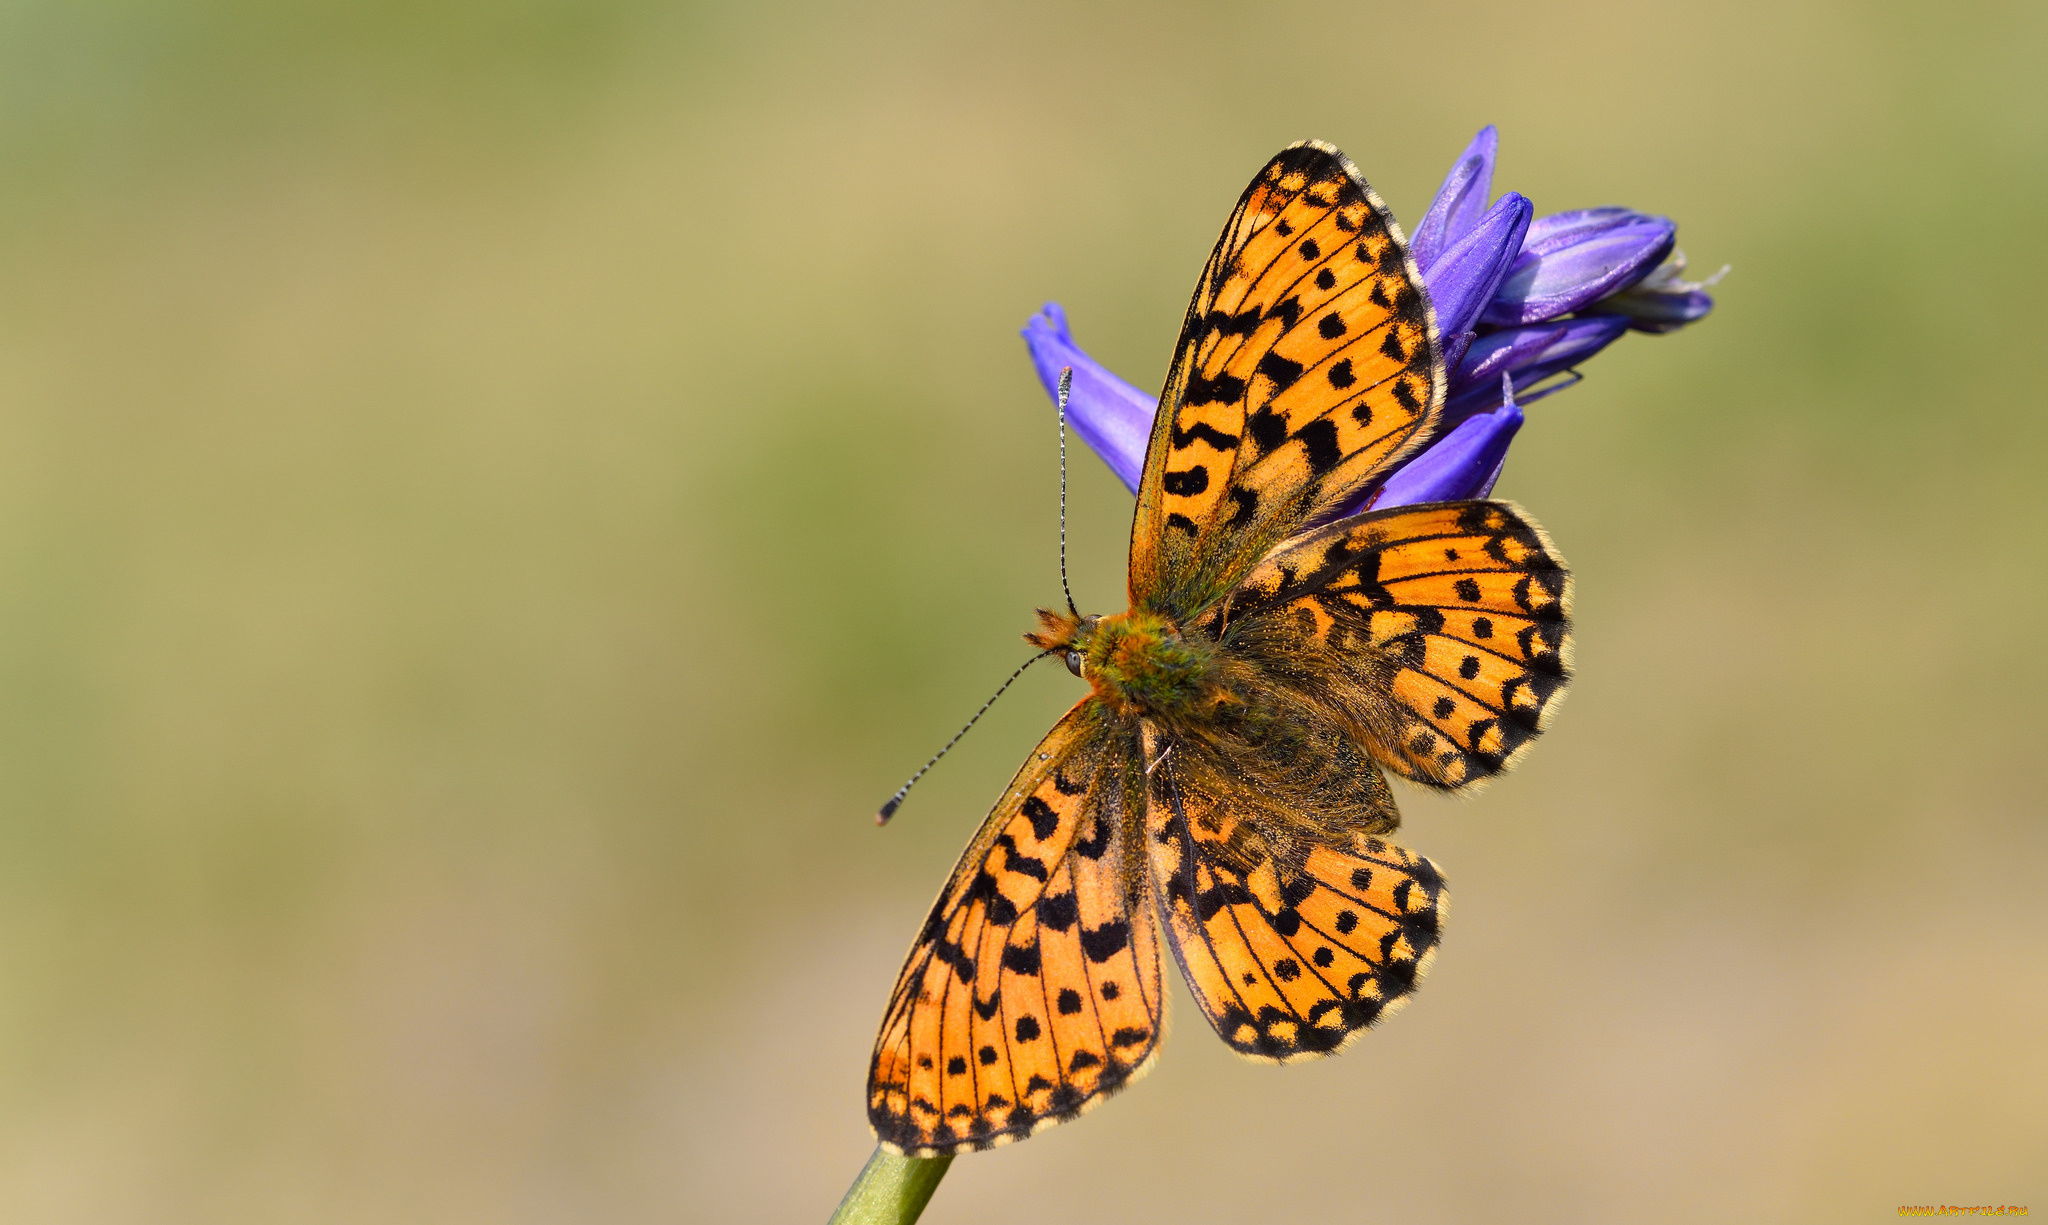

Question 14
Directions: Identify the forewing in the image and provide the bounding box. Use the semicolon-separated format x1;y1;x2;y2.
1131;141;1445;619
1209;500;1571;790
869;703;1164;1155
1142;725;1446;1060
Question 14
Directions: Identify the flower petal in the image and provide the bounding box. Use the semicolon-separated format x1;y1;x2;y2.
1444;315;1629;421
1481;207;1675;326
1372;390;1525;510
1411;125;1499;272
1587;249;1723;333
1420;192;1532;338
1440;330;1474;377
1021;304;1155;492
1592;287;1715;333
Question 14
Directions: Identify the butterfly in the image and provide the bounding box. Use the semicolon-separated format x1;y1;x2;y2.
868;141;1572;1156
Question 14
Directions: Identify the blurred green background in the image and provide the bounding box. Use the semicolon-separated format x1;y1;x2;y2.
2;0;2044;1221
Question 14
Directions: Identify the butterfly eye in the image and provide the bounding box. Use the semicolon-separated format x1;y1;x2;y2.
1064;650;1085;678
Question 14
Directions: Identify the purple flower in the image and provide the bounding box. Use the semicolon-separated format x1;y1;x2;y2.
1586;248;1726;334
1411;124;1498;272
1409;126;1529;374
1022;303;1151;492
1374;378;1525;509
1442;315;1629;424
1480;208;1676;327
1421;194;1533;337
1022;127;1717;509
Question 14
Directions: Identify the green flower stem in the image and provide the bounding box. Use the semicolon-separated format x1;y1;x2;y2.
827;1146;953;1225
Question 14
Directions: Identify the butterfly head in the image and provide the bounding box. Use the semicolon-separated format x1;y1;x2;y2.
1026;607;1097;677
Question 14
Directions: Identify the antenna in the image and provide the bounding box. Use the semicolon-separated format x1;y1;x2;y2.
1056;367;1079;618
873;369;1082;827
875;650;1057;825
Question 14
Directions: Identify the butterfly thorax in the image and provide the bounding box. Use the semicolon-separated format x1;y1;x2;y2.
1029;607;1222;721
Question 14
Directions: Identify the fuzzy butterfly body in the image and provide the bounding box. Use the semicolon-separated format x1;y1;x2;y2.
869;141;1573;1156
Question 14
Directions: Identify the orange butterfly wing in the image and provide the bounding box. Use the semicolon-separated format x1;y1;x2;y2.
1131;141;1446;620
1209;499;1572;789
1140;725;1446;1059
869;704;1163;1155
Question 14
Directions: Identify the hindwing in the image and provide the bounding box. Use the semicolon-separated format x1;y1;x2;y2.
1140;725;1446;1060
1208;500;1572;789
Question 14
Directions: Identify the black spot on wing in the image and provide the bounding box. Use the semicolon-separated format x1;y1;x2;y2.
968;868;1019;924
935;938;976;984
1225;486;1258;528
991;836;1047;882
1246;406;1288;454
1021;796;1057;841
1194;879;1254;921
1172;421;1240;451
1072;814;1110;860
1079;921;1131;963
1392;280;1427;323
1037;892;1078;932
1204;305;1262;338
1279;873;1317;907
1379;956;1418;993
1296;418;1342;474
1185;371;1247;407
1400;904;1439;948
1257;352;1304;392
